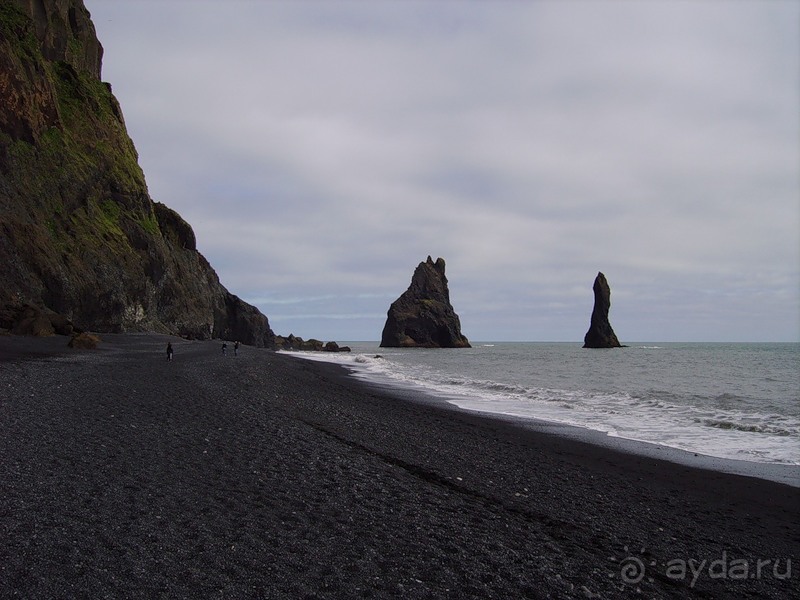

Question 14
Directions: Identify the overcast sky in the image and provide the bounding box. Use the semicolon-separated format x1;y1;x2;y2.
86;0;798;342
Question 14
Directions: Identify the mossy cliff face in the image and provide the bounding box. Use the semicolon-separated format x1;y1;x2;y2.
0;0;275;345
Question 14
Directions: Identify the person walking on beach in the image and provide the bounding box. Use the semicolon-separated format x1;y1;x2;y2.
166;342;173;362
234;341;239;356
222;341;227;356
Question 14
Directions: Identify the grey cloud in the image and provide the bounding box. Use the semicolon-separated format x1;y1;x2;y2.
87;0;799;341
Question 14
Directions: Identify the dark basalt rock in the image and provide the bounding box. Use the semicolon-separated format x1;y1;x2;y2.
324;341;351;353
583;272;623;348
68;331;100;349
0;303;75;336
0;1;275;347
274;335;351;352
380;256;470;348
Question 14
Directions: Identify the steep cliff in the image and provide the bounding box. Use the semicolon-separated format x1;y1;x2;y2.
380;256;470;348
583;272;623;349
0;0;275;345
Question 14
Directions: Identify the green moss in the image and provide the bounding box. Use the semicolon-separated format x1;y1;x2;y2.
419;299;441;309
0;3;28;28
2;3;158;283
2;3;146;200
67;36;84;65
99;199;122;230
46;60;145;192
68;202;129;254
0;4;39;58
139;212;160;235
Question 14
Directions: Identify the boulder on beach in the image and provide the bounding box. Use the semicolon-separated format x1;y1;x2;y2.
583;272;623;348
380;256;470;348
68;332;101;349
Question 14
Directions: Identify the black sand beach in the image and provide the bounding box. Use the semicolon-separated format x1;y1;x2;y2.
1;335;797;599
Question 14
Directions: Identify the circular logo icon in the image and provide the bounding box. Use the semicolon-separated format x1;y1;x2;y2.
620;556;646;584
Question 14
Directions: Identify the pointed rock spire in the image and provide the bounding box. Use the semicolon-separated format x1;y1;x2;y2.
583;272;623;348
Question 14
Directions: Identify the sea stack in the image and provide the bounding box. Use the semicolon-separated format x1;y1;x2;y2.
583;272;623;349
380;257;470;348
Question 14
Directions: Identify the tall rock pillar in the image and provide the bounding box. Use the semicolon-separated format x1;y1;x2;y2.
583;272;623;348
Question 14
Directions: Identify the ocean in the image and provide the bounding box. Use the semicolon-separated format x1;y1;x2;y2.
286;342;800;467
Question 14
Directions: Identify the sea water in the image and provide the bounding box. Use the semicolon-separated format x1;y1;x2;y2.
286;342;800;466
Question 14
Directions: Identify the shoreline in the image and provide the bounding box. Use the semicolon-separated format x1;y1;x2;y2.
1;334;798;598
286;349;800;488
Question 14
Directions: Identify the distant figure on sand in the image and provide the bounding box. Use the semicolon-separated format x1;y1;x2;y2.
166;342;173;362
234;341;239;356
222;341;227;355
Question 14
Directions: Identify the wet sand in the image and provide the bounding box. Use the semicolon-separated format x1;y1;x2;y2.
1;334;797;598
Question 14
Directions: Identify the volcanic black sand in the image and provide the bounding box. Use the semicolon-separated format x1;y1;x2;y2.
1;334;797;599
